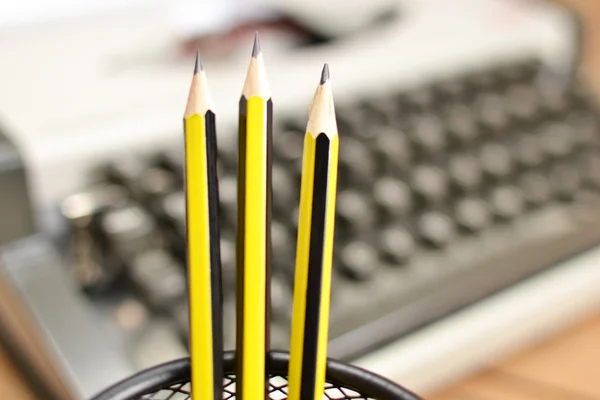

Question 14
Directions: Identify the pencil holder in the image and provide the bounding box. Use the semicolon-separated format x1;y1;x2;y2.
90;350;423;400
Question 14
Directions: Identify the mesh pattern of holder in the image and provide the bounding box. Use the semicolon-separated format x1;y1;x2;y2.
90;351;422;400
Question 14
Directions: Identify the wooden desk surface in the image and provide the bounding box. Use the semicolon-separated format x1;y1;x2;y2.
431;313;600;399
0;345;38;400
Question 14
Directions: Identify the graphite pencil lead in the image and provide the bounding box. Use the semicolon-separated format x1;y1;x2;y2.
185;59;214;117
320;63;330;85
241;38;271;99
194;51;203;74
307;65;337;138
252;32;261;57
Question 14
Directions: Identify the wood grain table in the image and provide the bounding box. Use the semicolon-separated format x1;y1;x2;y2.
0;345;38;400
430;313;600;399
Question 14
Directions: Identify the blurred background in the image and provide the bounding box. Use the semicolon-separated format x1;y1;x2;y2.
2;0;600;399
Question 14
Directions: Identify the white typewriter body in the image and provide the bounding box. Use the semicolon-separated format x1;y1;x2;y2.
0;0;577;208
4;1;600;399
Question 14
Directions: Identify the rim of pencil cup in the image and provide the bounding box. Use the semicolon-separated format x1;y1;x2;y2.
90;350;423;400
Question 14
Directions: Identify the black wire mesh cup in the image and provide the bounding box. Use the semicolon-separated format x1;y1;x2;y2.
90;350;423;400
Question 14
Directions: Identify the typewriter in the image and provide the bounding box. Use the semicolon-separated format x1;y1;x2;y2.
3;0;600;398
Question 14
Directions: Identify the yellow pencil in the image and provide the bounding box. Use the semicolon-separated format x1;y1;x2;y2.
288;64;339;400
184;52;223;400
236;33;273;400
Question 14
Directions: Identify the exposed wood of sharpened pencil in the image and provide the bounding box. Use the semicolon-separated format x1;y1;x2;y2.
184;52;223;400
288;63;339;400
236;32;273;400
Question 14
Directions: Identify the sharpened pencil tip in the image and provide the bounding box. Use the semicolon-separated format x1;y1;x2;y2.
194;51;203;73
320;63;330;84
252;32;261;57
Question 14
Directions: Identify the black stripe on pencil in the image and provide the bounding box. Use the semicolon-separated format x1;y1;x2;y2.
300;134;330;399
205;109;223;396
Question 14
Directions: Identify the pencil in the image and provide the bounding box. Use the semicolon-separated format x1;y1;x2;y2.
184;52;223;400
236;33;273;400
288;64;339;400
